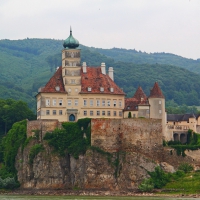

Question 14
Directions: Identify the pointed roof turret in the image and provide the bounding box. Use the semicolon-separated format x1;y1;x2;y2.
149;82;165;98
63;27;79;49
133;86;147;101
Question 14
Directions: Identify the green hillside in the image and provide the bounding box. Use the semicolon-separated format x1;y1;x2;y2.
93;48;200;74
1;38;200;110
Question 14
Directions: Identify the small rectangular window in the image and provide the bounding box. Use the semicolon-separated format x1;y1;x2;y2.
107;100;110;107
71;79;75;84
46;110;50;115
119;101;122;107
110;88;114;92
119;111;122;117
113;100;116;107
159;100;161;104
96;100;100;106
59;99;63;106
84;110;87;116
107;111;110;116
59;110;62;115
53;99;56;106
114;111;117;116
53;110;56;115
97;111;100;116
90;100;93;106
84;99;87;106
90;111;93;116
68;99;71;106
75;99;78;106
102;100;105;106
102;111;105;116
46;99;50;106
159;110;162;114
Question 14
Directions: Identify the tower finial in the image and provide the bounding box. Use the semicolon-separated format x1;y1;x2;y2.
70;26;72;36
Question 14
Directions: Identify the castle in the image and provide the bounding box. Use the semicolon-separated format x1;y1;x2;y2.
35;29;200;142
36;29;164;122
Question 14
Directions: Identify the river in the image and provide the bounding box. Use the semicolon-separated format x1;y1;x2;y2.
0;196;198;200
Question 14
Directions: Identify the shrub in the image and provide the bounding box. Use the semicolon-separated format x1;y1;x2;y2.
178;163;194;173
128;112;132;118
1;120;27;178
44;119;91;159
0;177;18;189
138;178;154;192
148;166;170;189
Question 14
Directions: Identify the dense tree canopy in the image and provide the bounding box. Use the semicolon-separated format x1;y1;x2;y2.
0;99;36;136
0;38;200;110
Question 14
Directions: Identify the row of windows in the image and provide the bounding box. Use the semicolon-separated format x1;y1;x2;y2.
83;99;122;107
37;110;123;117
45;99;123;107
46;99;63;106
47;110;63;115
83;110;123;117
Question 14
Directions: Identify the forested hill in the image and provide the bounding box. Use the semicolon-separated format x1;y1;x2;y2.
92;48;200;74
1;38;200;110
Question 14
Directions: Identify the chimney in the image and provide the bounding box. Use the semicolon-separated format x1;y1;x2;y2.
108;67;114;81
101;62;106;75
82;62;87;73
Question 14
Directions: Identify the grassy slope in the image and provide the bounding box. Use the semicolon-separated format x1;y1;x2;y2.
164;171;200;194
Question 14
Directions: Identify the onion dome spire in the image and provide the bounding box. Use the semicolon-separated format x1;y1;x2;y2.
63;27;79;49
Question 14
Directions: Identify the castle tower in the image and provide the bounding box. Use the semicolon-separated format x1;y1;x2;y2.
148;82;166;138
62;28;81;121
148;82;165;119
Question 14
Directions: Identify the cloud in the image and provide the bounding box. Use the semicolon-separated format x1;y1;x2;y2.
0;0;200;59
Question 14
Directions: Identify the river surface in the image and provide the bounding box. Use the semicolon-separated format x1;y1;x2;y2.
0;196;198;200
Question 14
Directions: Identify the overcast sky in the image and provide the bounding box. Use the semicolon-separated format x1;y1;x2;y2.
0;0;199;59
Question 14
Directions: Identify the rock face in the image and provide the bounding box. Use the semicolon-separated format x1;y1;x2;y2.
16;139;159;190
15;139;197;190
15;118;200;190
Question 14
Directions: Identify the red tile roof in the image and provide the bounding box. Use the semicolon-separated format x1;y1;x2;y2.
133;86;147;101
149;82;164;98
124;87;149;111
80;67;125;95
40;67;66;93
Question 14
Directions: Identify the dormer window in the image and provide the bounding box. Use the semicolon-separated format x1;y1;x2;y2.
110;87;114;92
55;86;60;91
127;106;130;110
88;87;92;92
100;87;104;92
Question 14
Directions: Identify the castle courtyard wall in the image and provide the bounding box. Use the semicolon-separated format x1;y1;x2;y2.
91;118;163;153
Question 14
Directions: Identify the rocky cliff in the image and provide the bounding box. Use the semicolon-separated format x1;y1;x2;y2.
15;138;197;190
14;118;200;190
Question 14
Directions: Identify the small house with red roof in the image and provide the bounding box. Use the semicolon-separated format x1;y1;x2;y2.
124;82;166;121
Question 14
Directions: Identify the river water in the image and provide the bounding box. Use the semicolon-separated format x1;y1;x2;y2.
0;196;198;200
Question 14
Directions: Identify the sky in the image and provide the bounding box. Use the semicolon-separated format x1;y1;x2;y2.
0;0;199;59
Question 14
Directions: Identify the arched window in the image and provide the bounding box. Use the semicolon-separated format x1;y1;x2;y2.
69;114;75;121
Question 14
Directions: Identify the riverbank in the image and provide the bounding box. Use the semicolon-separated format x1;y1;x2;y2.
0;189;200;198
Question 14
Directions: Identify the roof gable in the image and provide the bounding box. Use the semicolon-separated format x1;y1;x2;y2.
80;67;125;95
133;86;147;101
149;82;164;98
41;67;66;93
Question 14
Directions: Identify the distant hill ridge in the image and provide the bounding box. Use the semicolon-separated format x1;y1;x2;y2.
0;38;200;109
